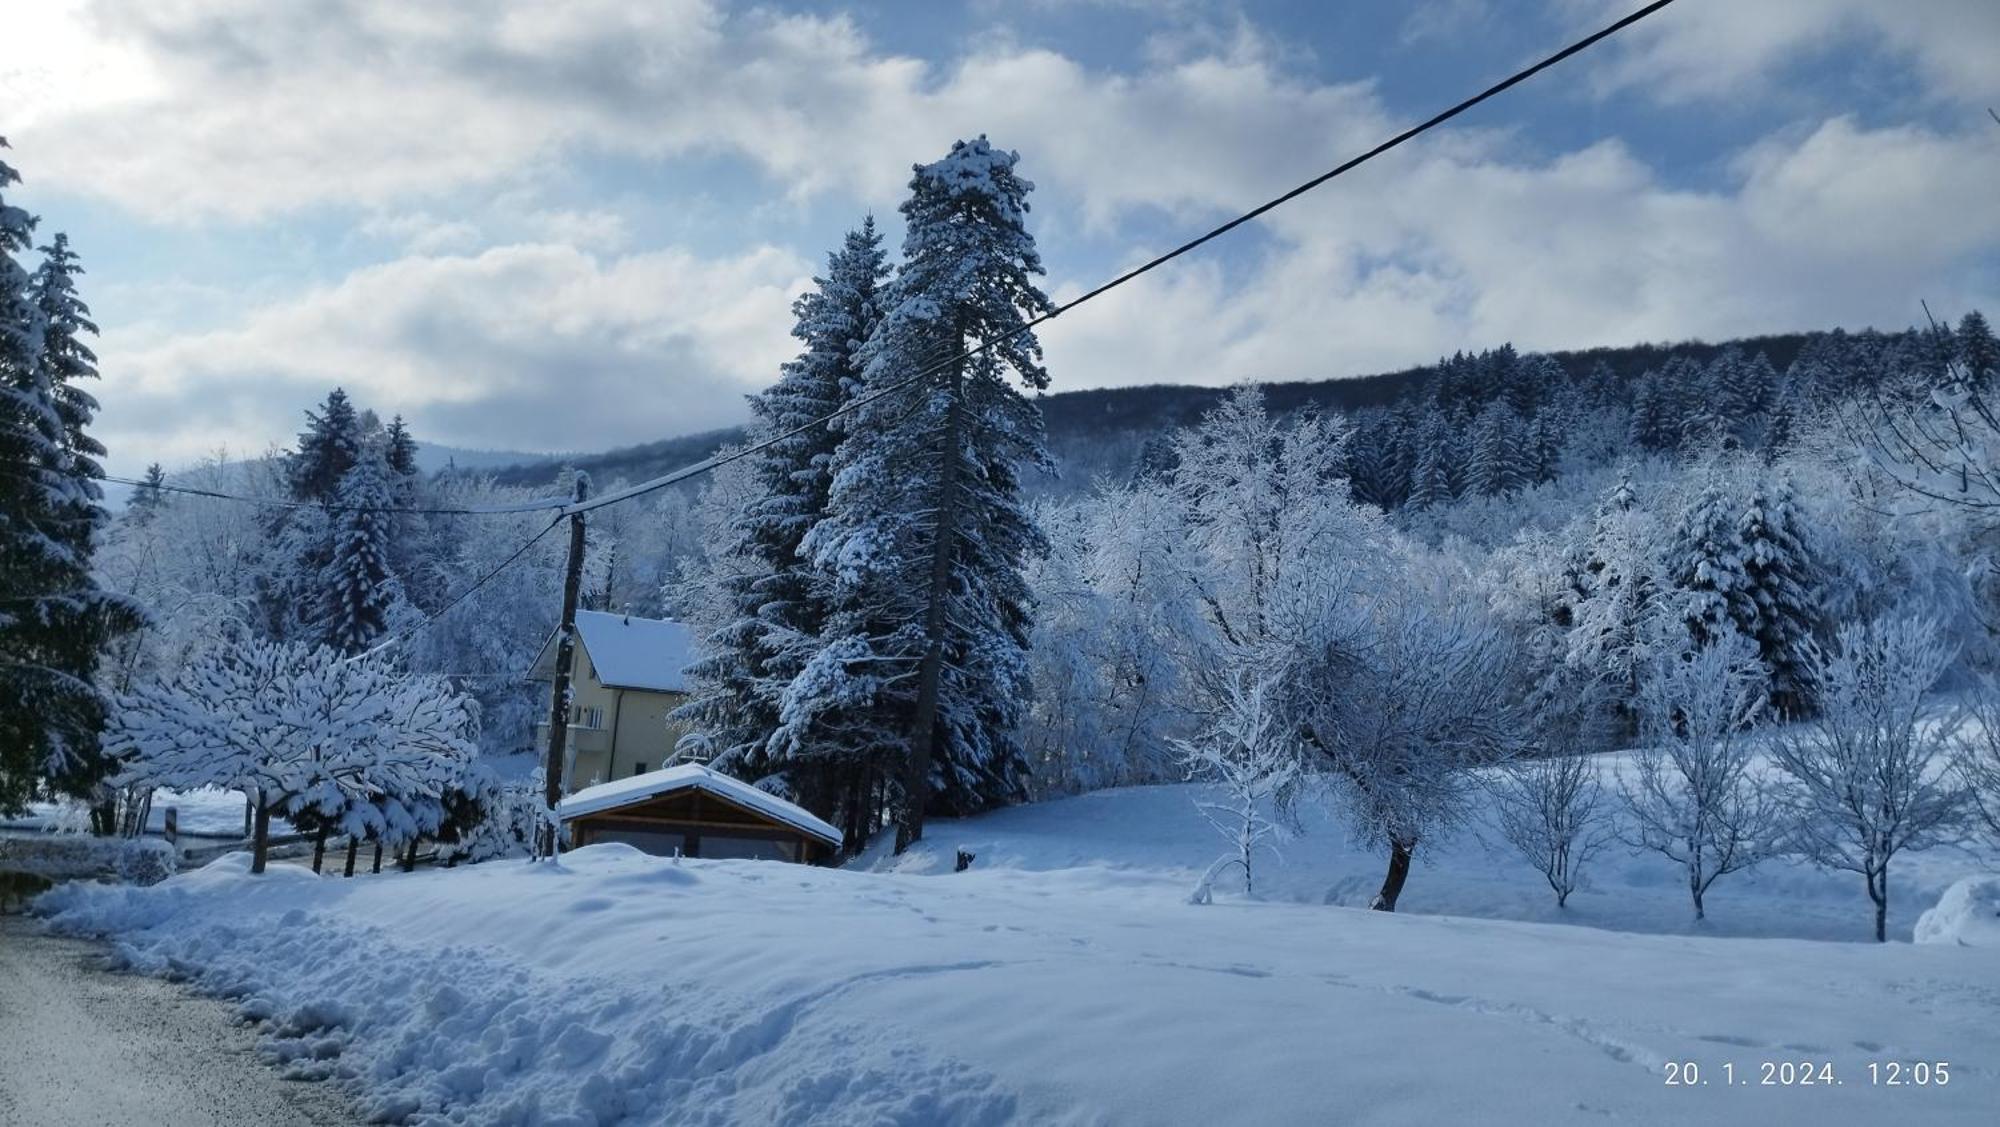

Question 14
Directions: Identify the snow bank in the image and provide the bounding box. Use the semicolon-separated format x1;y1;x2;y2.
36;825;2000;1126
1914;875;2000;948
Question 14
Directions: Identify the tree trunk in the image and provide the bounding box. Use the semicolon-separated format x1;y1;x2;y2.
311;826;328;874
250;793;271;875
343;837;359;878
400;838;418;873
243;793;254;839
371;841;383;874
1868;867;1888;943
1369;838;1415;912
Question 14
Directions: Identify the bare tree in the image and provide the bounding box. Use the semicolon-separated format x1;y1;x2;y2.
1958;678;2000;843
1623;632;1778;922
1177;672;1301;903
1493;753;1612;909
1772;616;1968;941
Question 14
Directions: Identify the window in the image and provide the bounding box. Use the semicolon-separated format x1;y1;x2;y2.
633;762;648;776
567;705;604;729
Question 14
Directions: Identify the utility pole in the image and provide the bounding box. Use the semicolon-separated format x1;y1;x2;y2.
539;471;590;859
898;341;965;854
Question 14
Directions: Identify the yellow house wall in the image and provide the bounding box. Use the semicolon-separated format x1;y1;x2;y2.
551;643;693;790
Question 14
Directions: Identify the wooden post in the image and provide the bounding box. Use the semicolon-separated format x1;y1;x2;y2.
898;342;965;854
162;806;178;848
540;473;591;859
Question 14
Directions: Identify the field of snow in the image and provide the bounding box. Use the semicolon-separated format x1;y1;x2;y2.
33;777;2000;1126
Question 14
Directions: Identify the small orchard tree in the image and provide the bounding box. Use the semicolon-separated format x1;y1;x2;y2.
1623;631;1778;922
1177;672;1300;903
1492;672;1614;908
1772;615;1968;941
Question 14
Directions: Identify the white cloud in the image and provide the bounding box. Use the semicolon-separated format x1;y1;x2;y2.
97;243;810;467
1561;0;2000;106
3;0;1387;228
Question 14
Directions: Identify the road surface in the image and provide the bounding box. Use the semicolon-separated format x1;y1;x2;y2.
0;915;358;1126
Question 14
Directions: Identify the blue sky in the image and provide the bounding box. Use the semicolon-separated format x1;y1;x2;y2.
3;0;1997;474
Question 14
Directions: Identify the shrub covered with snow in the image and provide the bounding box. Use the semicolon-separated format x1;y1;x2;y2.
1913;875;2000;948
0;834;177;885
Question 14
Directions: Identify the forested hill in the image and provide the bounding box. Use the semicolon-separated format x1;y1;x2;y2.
489;330;1818;489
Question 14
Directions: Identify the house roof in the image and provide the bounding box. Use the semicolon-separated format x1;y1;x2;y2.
557;764;843;847
529;610;698;693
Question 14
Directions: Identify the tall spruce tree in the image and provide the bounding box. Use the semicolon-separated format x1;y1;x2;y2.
288;388;363;504
1957;309;1997;390
1667;475;1752;649
1465;400;1526;497
792;137;1052;834
0;146;140;815
680;218;890;832
1736;475;1819;714
1406;404;1454;510
312;453;405;655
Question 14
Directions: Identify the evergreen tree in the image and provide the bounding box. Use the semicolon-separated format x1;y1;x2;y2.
1736;475;1819;714
287;388;363;504
792;137;1052;828
384;414;420;482
1465;400;1527;497
1526;408;1565;485
1627;373;1672;451
1406;405;1454;510
1667;475;1751;649
129;462;168;524
1957;309;1997;390
312;454;405;655
0;145;141;815
680;218;889;831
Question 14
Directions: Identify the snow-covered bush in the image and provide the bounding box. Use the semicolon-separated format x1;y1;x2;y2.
109;639;480;873
1914;875;2000;947
1622;631;1778;922
1771;615;1969;941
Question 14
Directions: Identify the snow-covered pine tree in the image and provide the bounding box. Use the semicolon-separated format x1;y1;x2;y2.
1627;373;1672;451
287;388;364;504
0;146;141;818
793;137;1052;840
1957;309;1997;390
1406;404;1454;510
1736;474;1820;714
312;452;406;655
1465;400;1526;497
679;218;889;835
1667;474;1754;650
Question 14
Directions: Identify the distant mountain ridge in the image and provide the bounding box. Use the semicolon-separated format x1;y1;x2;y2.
485;331;1818;490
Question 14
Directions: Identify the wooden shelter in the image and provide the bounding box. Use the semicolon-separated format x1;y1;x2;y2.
558;764;842;865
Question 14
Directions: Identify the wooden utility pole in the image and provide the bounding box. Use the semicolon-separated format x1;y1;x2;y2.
539;472;591;858
898;343;965;854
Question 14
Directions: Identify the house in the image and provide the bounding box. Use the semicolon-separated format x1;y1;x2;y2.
558;764;842;864
528;610;701;791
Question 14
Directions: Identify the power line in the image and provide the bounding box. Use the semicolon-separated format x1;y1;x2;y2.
343;513;567;663
557;0;1679;520
101;473;569;517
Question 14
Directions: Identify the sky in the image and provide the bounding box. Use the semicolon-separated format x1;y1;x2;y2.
3;0;1997;475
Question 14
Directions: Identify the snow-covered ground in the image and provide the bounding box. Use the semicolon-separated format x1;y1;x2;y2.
35;778;2000;1126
